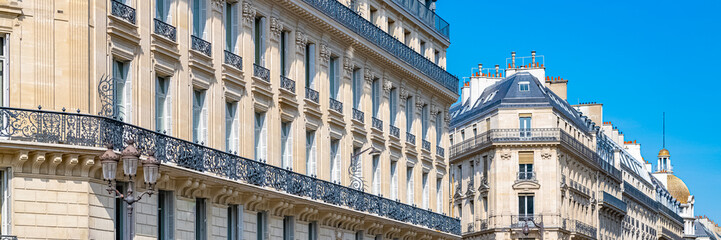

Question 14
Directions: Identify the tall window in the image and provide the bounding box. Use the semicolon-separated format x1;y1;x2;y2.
283;216;294;240
469;200;475;223
280;31;289;76
225;2;239;52
372;78;380;118
225;102;238;153
0;35;7;107
306;130;317;176
422;172;429;209
330;139;341;182
406;97;413;132
158;190;174;240
435;112;442;143
114;183;129;240
436;178;442;212
407;166;414;205
420;40;426;57
113;60;132;122
156;0;172;22
403;29;411;46
281;122;293;169
519;152;534;180
256;211;267;240
192;90;207;144
390;161;398;200
372;155;381;195
308;221;318;240
352;147;362;182
227;204;242;240
254;112;267;161
254;16;266;65
305;43;316;88
434;50;440;65
519;115;531;137
519;195;534;217
0;170;9;235
329;57;339;99
155;76;171;133
192;0;207;38
422;104;429;140
352;68;361;109
389;87;397;126
195;198;207;240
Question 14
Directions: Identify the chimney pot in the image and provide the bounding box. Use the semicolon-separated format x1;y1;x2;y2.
511;51;516;68
531;51;536;67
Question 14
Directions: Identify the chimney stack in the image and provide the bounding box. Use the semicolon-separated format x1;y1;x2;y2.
531;51;536;67
478;63;483;76
511;51;516;68
462;81;470;105
495;64;499;77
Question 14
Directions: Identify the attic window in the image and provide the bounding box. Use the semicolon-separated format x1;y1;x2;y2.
519;82;530;91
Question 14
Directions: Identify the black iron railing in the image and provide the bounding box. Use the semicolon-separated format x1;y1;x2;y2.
305;87;319;103
436;145;445;157
299;0;458;93
569;178;590;196
407;132;416;145
574;220;597;238
0;236;17;240
511;215;542;228
329;98;342;113
422;140;431;151
372;117;383;131
224;50;243;70
191;35;212;57
0;107;461;235
390;0;449;39
352;108;364;122
111;0;136;24
516;171;536;181
253;64;270;82
389;125;400;138
601;191;627;213
153;18;176;41
280;76;295;93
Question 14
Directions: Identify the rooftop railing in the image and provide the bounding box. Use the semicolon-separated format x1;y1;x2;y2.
390;0;450;39
0;106;461;235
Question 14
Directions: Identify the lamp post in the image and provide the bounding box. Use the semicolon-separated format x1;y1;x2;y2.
348;147;380;191
101;140;161;240
521;216;544;240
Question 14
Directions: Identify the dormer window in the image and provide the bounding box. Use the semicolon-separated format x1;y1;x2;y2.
519;82;530;91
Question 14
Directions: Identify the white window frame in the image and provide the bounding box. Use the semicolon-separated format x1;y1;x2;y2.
0;169;10;235
390;160;398;200
225;102;239;153
372;78;380;118
305;43;316;89
372;155;380;195
281;121;293;169
0;34;8;107
155;76;172;134
224;2;239;52
254;112;267;161
422;172;429;209
305;130;317;176
330;139;341;183
436;178;442;212
283;216;295;240
195;198;207;240
519;81;530;91
192;89;207;144
407;166;414;205
253;16;266;66
113;59;132;123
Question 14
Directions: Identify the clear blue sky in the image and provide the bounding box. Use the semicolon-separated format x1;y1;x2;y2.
437;0;721;220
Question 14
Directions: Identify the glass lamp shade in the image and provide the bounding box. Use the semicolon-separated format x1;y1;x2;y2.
122;156;139;176
100;144;119;181
142;152;160;184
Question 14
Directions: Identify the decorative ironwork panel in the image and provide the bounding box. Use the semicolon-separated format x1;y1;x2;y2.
253;64;270;82
422;140;431;151
280;76;295;92
224;50;243;70
389;125;400;138
153;18;176;41
97;75;114;118
352;108;364;122
575;220;597;237
191;35;212;57
0;236;18;240
111;0;136;24
0;107;461;235
601;191;627;213
390;0;449;39
436;145;444;157
516;171;536;181
372;117;383;131
406;132;416;145
511;215;542;228
305;87;319;103
298;0;458;93
329;98;343;113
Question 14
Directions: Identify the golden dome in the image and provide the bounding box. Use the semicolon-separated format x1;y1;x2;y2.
667;174;690;204
658;148;670;157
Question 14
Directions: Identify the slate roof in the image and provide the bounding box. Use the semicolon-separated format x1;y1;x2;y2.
449;72;595;132
696;221;719;240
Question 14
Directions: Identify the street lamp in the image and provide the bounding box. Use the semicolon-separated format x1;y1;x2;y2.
101;140;161;240
348;147;381;191
521;216;544;240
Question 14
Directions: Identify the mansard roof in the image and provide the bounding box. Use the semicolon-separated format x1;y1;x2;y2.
449;72;595;131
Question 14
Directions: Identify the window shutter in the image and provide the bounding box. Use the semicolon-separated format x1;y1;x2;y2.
373;158;380;195
165;79;172;135
308;44;315;88
407;167;414;205
519;152;534;164
287;124;293;168
167;192;175;239
155;78;164;131
254;114;261;160
259;17;266;65
422;175;429;208
200;93;208;144
164;0;172;23
200;0;207;39
260;114;267;161
236;205;244;240
192;0;199;36
281;124;289;168
231;4;239;52
436;180;442;212
123;65;132;123
156;0;163;20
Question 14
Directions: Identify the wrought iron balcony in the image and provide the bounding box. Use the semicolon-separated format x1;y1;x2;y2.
191;35;212;57
153;18;176;41
0;106;461;235
352;108;364;122
422;140;431;151
406;132;416;145
601;191;627;213
253;64;270;82
466;222;475;233
662;227;681;240
389;125;400;138
573;220;597;238
623;181;660;211
568;178;590;195
511;215;542;228
516;171;536;182
390;0;450;39
0;236;18;240
224;50;243;70
436;145;445;157
280;76;295;92
299;0;458;93
658;201;684;223
305;87;319;103
372;117;383;131
329;98;342;113
476;218;488;231
111;0;136;24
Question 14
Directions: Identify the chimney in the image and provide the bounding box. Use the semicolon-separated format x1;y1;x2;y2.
495;64;499;77
470;65;481;104
531;51;536;67
462;81;470;105
477;63;483;77
511;51;516;68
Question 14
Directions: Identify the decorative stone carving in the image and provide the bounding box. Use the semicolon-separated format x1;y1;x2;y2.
444;111;450;125
415;97;425;111
269;17;283;40
343;56;354;77
295;31;308;52
212;0;225;9
541;152;552;160
242;1;256;25
399;85;408;101
500;152;512;161
430;103;439;118
319;43;330;64
383;78;392;95
364;67;374;85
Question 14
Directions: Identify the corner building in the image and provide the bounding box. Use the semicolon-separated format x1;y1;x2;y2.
0;0;461;239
